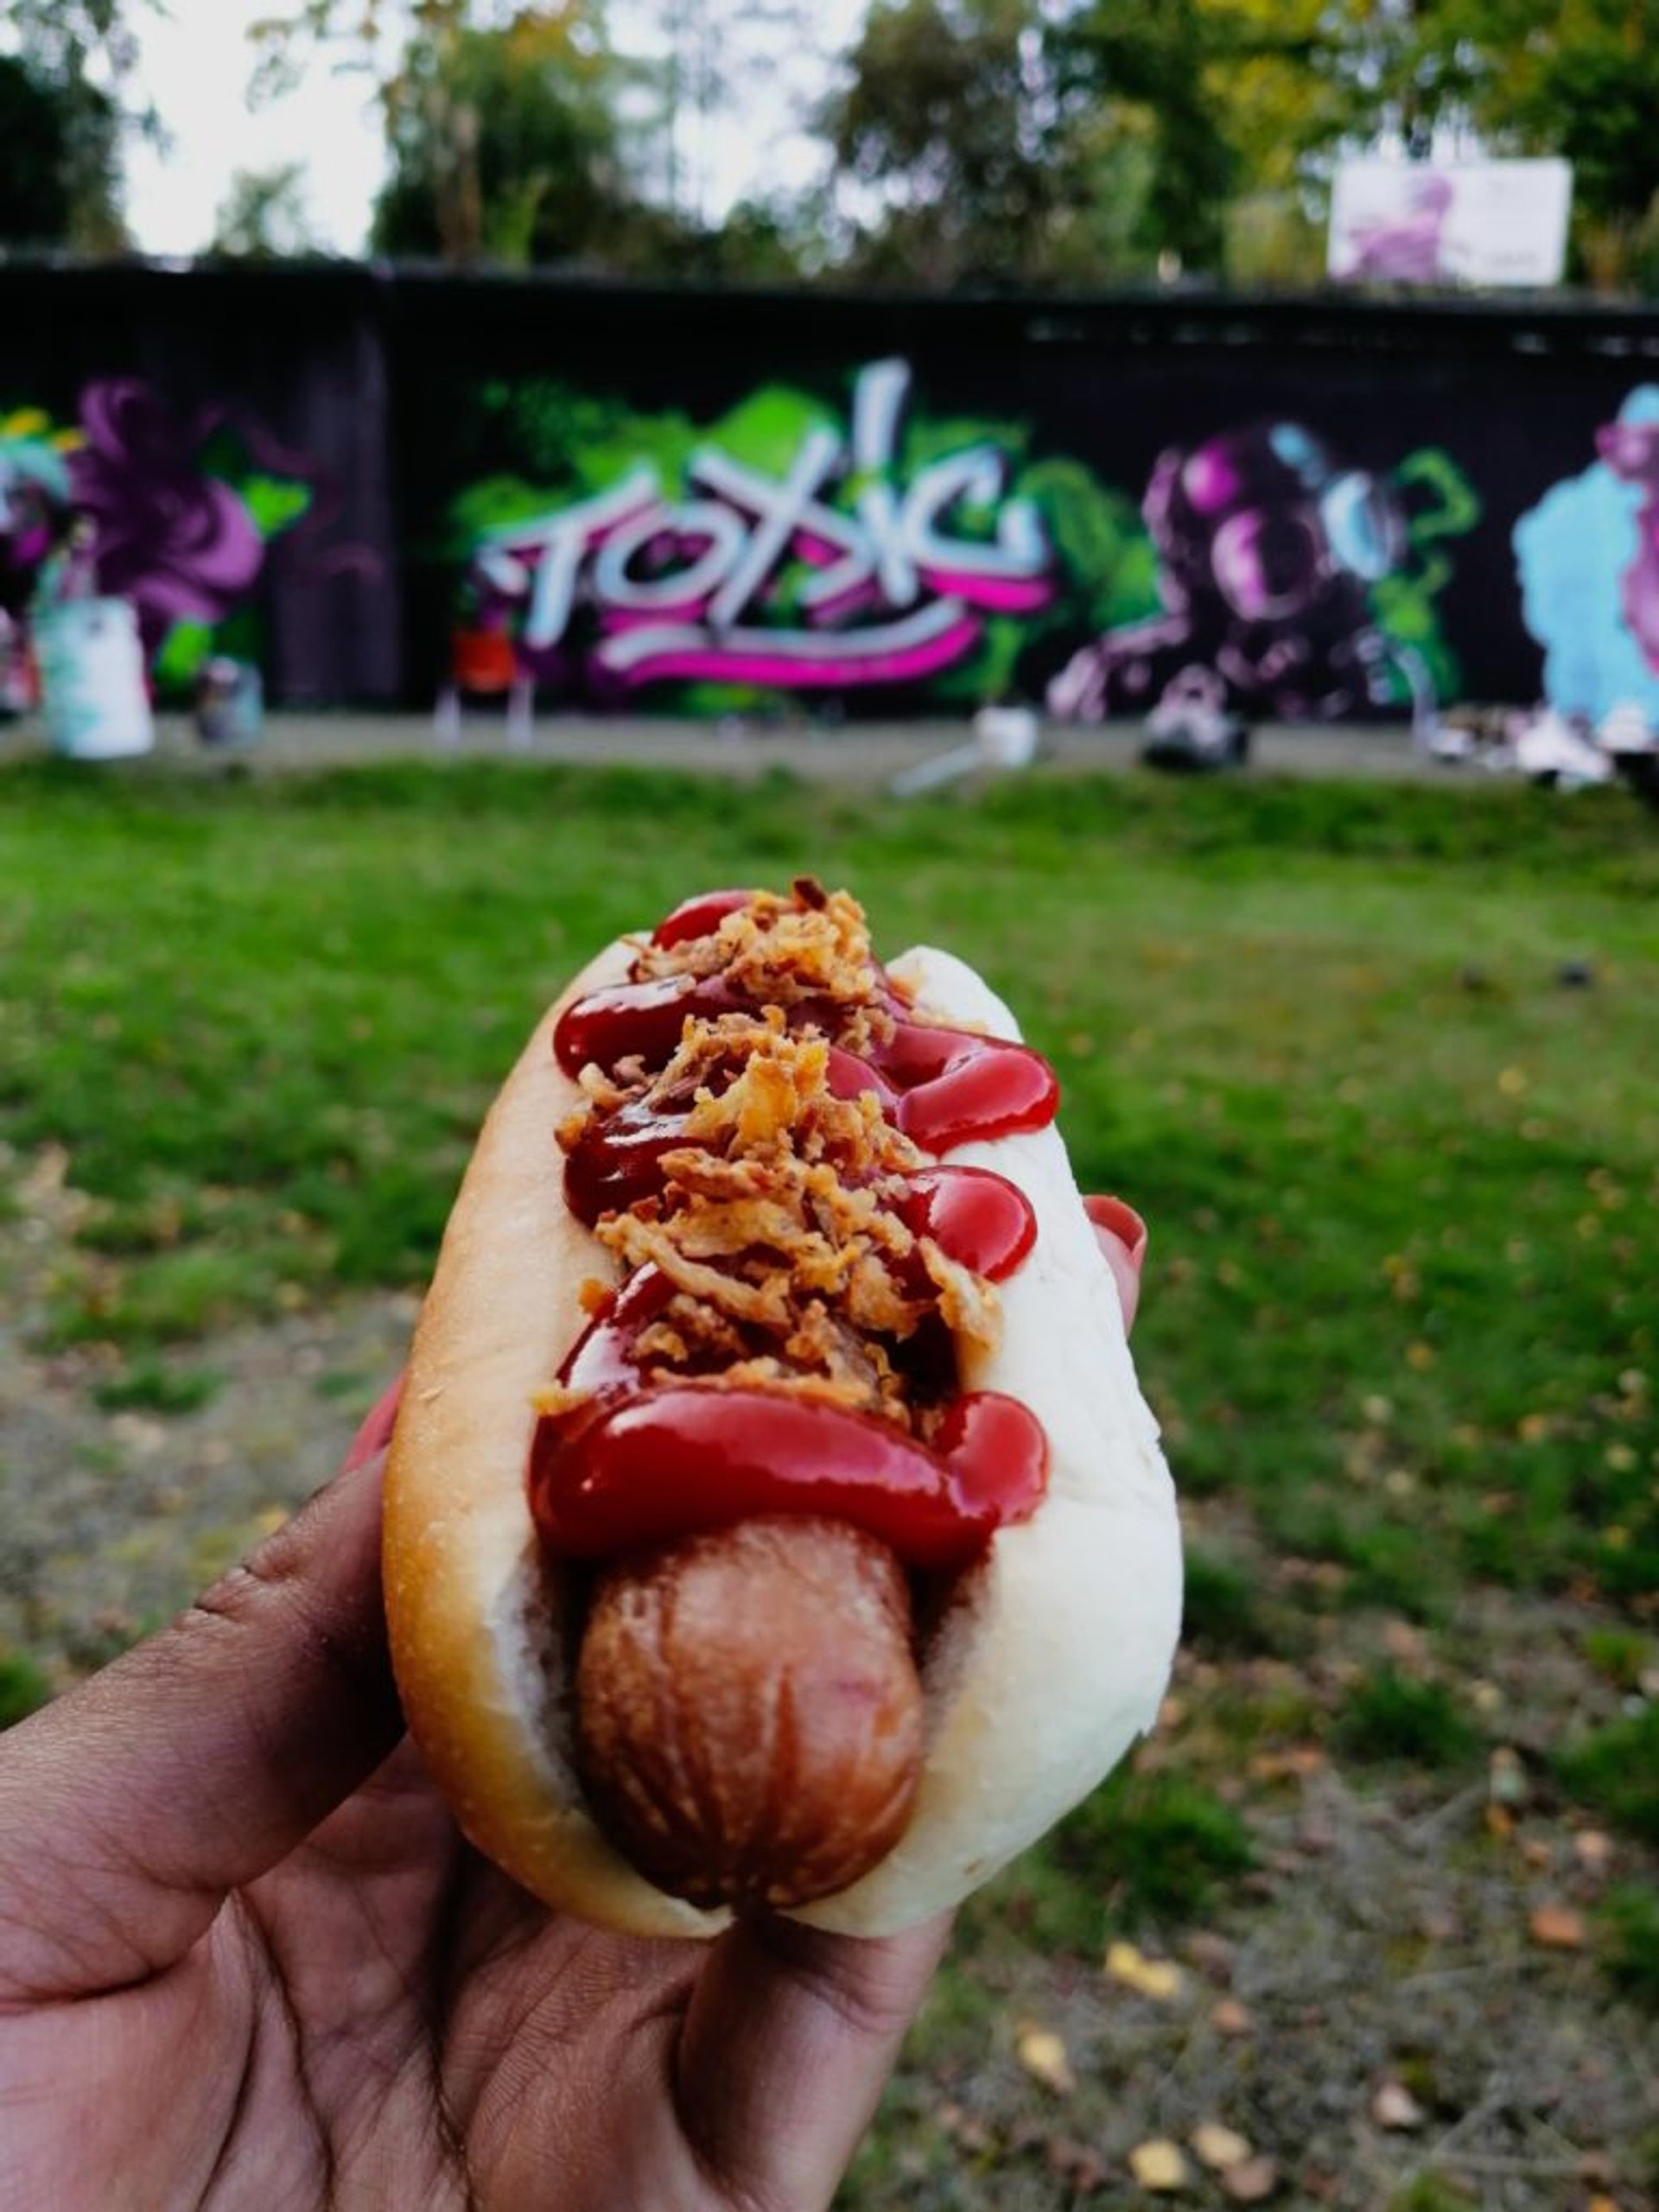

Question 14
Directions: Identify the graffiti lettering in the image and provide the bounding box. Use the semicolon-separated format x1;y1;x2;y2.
468;361;1052;690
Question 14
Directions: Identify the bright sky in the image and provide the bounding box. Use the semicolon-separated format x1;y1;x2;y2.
125;0;387;256
121;0;860;258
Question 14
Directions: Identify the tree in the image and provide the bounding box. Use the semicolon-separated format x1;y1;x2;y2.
1047;0;1347;276
0;0;156;251
0;52;124;251
210;163;326;261
822;0;1069;287
368;8;637;264
1444;0;1659;266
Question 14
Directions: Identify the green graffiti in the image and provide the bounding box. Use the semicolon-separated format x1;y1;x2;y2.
451;361;1139;707
1368;447;1483;705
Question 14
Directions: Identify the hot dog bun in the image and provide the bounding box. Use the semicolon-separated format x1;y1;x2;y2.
384;932;1182;1939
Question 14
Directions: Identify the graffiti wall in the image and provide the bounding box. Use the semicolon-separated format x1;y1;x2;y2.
434;353;1491;726
443;360;1142;712
6;264;1659;721
0;380;377;703
0;262;397;710
1514;385;1659;725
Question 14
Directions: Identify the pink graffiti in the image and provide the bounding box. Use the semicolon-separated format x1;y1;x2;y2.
470;361;1052;692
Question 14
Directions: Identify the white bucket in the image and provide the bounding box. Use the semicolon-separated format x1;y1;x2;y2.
36;599;155;760
974;704;1041;769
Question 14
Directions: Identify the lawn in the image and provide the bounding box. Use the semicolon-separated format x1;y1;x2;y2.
3;758;1656;2206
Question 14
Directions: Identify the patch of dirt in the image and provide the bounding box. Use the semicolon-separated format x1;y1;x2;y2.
0;1149;412;1675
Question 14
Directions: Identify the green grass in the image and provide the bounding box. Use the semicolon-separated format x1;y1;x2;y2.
92;1356;223;1415
1555;1705;1659;1843
3;756;1657;1642
0;1647;52;1730
1337;1666;1480;1770
1179;1547;1284;1656
1598;1885;1659;2012
988;1766;1255;1946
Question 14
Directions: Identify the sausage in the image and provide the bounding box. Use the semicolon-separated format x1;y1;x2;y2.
574;1516;924;1911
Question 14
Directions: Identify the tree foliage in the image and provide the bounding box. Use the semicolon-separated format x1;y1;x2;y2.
210;163;327;262
251;0;1659;293
369;8;632;264
0;0;159;251
0;51;124;251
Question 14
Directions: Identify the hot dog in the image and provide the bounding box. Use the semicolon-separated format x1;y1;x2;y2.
384;882;1182;1938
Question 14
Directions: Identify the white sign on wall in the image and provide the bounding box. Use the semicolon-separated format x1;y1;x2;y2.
1329;160;1573;289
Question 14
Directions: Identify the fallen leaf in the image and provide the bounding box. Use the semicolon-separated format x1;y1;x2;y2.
1210;1998;1255;2037
1191;2121;1252;2171
1370;2080;1427;2132
1221;2155;1281;2203
1045;2137;1106;2192
1573;1829;1613;1873
1528;1903;1586;1950
937;2102;994;2154
1128;2139;1191;2192
1015;2025;1075;2096
1585;2196;1618;2212
1383;1618;1429;1665
1185;1930;1235;1983
1105;1941;1185;2002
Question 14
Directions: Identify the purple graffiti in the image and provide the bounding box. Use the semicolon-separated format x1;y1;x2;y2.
67;381;264;660
1346;175;1456;286
464;362;1052;694
1597;411;1659;670
1049;421;1403;726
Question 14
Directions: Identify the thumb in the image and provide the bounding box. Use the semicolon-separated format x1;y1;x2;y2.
0;1429;403;2004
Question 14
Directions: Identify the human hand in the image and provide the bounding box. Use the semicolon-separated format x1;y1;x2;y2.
0;1213;1145;2210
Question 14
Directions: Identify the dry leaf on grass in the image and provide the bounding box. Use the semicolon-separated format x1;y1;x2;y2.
1191;2121;1252;2171
1014;2024;1075;2096
1221;2155;1281;2203
1128;2138;1191;2191
1528;1902;1586;1949
1370;2079;1427;2131
1044;2137;1106;2193
1105;1941;1185;2001
1210;1998;1255;2037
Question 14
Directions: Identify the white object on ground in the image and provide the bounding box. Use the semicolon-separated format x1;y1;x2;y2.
36;599;154;760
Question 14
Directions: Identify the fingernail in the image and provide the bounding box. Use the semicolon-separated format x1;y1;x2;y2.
1084;1194;1148;1268
345;1373;405;1472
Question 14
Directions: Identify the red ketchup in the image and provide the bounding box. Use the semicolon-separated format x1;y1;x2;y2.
652;887;756;948
894;1166;1037;1281
836;1020;1059;1152
554;971;747;1079
536;888;1070;1572
531;1382;1047;1573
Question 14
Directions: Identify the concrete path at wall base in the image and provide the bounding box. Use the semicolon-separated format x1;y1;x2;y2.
0;713;1442;788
